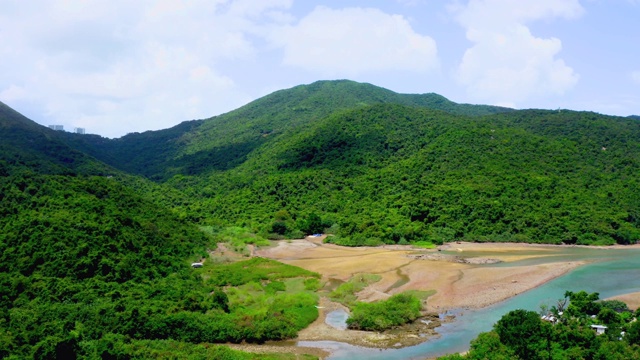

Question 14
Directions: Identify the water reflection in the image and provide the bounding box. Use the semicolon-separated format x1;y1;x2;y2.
325;309;349;330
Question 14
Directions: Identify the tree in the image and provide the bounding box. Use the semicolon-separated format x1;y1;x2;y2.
599;300;629;313
270;221;287;235
300;213;324;235
466;331;517;360
626;320;640;346
594;341;640;360
211;288;230;313
597;308;621;326
565;291;601;317
494;309;550;360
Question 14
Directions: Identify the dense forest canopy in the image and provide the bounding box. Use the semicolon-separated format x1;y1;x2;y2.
0;100;320;358
167;103;639;246
5;79;640;247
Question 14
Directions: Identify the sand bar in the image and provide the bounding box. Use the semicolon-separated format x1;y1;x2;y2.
606;292;640;310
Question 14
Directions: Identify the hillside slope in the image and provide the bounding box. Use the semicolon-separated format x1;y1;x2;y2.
67;80;512;180
0;102;209;357
0;100;325;359
175;104;640;246
0;101;113;176
6;80;640;248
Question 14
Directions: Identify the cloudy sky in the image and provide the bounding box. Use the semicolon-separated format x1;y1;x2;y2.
1;0;639;138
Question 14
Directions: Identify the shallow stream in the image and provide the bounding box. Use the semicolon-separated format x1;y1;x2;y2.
299;247;640;359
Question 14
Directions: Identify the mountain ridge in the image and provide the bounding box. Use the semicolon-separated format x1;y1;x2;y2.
2;80;639;246
62;80;514;180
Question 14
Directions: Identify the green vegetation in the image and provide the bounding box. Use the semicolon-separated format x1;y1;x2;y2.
328;273;426;332
2;77;640;357
27;80;640;247
346;293;422;331
177;104;640;246
201;226;270;254
66;80;511;181
79;339;317;360
205;257;320;286
412;241;437;249
0;102;322;358
0;174;208;282
440;291;640;360
329;274;382;306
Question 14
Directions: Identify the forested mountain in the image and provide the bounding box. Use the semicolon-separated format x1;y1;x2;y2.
169;104;639;246
0;101;113;176
1;102;310;358
30;80;640;246
66;80;512;180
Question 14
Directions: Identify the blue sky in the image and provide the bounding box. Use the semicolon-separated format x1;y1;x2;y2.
1;0;639;138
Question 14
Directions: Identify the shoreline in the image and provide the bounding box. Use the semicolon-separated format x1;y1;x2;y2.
244;240;640;357
606;291;640;310
294;297;444;349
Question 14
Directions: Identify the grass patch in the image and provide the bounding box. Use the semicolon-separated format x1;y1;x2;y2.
329;273;382;307
205;257;320;287
346;292;422;331
412;240;437;249
201;226;270;253
96;338;319;359
402;289;436;301
284;277;306;293
284;277;321;293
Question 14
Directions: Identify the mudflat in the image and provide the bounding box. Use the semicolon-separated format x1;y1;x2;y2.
256;237;586;311
249;238;640;356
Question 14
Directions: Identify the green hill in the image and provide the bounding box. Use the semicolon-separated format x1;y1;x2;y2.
67;80;512;180
47;80;640;246
0;101;113;176
171;103;640;246
0;101;211;357
0;102;321;358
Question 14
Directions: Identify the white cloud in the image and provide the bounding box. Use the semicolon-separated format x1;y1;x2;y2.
453;0;583;106
632;71;640;84
0;85;28;103
0;0;291;138
273;6;438;75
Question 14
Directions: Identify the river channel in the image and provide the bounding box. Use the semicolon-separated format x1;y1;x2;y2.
299;246;640;359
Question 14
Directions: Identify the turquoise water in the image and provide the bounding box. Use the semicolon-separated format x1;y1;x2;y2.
299;247;640;359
